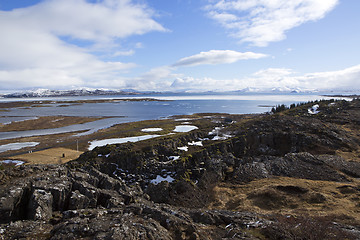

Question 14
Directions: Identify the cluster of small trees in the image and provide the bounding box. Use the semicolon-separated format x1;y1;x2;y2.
270;101;309;114
270;99;336;114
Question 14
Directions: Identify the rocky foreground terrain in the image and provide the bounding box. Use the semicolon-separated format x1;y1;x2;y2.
1;98;360;239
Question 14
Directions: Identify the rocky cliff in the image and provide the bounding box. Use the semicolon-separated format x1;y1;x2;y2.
1;98;360;239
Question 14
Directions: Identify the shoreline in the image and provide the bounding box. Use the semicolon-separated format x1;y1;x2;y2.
0;97;169;109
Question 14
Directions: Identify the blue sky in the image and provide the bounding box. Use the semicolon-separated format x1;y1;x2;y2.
0;0;359;92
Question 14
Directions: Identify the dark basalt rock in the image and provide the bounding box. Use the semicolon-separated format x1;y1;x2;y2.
232;152;351;183
27;189;53;221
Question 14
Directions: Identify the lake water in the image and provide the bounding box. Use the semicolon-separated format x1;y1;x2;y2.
0;93;347;141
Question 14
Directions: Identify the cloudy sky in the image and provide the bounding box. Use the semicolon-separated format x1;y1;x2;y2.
0;0;359;92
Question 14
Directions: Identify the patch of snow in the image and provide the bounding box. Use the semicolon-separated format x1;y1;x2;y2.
181;122;190;124
308;104;320;114
177;146;188;151
211;135;233;141
141;128;163;132
150;175;175;184
98;153;111;158
173;125;198;133
199;137;210;141
208;126;233;141
0;160;25;166
1;117;38;125
0;142;39;153
51;118;64;123
88;135;161;150
208;127;223;135
188;141;203;146
168;156;180;161
175;118;192;121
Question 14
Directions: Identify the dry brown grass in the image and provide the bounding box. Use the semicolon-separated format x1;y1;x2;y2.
9;147;82;164
209;176;360;222
336;149;360;163
0;116;104;132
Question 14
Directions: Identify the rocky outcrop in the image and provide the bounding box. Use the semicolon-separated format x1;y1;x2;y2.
231;152;351;183
0;164;269;239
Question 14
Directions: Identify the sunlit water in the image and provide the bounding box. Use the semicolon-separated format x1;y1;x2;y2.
0;93;348;141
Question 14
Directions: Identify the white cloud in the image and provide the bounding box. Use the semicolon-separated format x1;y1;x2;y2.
113;50;135;57
17;0;166;42
141;66;177;80
173;50;268;67
166;65;360;92
170;77;244;91
298;64;360;90
0;0;165;90
206;0;339;46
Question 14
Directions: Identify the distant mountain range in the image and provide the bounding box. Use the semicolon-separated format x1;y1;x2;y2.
0;88;146;98
0;87;355;98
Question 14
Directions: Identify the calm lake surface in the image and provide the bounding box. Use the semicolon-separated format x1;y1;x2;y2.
0;93;346;140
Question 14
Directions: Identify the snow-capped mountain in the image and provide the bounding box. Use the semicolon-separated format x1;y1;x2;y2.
2;88;141;98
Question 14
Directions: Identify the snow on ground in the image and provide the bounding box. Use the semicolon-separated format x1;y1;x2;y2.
188;141;203;146
88;135;161;150
0;117;38;125
208;127;223;135
141;128;163;132
208;126;233;140
211;135;232;141
0;160;25;166
177;146;189;151
173;125;198;133
0;142;39;153
168;156;180;161
150;175;175;184
174;118;192;121
308;104;320;114
51;118;64;123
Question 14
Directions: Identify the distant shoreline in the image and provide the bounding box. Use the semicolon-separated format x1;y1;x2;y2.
321;94;359;98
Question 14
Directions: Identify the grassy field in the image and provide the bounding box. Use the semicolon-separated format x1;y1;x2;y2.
9;147;82;164
210;176;360;223
0;116;105;132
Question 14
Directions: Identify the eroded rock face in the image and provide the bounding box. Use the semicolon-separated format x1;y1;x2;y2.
0;163;268;239
232;152;350;183
27;189;53;221
0;180;32;223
